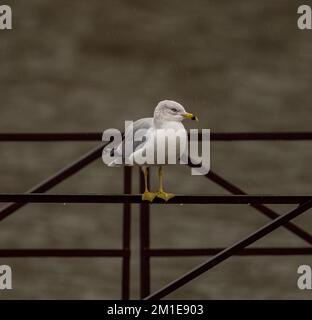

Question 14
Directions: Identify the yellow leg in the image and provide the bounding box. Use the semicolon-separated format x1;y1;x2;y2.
142;167;156;202
156;166;175;201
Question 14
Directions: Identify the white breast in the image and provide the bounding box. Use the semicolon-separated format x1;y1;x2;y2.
130;121;187;166
152;122;187;165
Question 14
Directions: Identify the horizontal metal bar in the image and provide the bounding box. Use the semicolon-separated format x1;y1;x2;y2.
0;132;311;141
209;132;312;141
0;133;101;141
0;194;310;204
149;248;312;256
0;249;126;257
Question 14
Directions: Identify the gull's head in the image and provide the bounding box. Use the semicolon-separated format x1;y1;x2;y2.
154;100;199;122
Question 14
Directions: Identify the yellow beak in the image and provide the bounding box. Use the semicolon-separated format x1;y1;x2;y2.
183;112;199;122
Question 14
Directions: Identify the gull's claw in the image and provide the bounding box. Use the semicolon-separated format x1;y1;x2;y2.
157;191;175;202
142;191;157;202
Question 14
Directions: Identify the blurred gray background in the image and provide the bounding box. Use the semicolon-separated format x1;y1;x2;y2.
0;0;311;299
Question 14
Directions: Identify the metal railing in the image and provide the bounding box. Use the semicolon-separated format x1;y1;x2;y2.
0;132;311;300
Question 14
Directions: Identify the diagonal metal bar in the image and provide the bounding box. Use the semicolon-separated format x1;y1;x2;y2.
0;142;106;222
144;199;312;300
203;170;312;245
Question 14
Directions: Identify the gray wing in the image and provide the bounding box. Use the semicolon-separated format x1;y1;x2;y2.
115;117;154;157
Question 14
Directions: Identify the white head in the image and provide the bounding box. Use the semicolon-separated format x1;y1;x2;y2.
154;100;198;122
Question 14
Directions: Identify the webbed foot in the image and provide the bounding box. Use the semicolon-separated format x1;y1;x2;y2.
157;191;175;202
142;191;157;202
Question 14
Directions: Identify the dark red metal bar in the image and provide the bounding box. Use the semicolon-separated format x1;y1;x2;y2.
144;199;312;300
0;249;125;257
122;166;132;300
149;247;312;256
0;194;310;204
0;142;107;222
139;168;151;298
205;170;312;245
0;133;102;141
208;132;312;141
0;132;312;141
0;132;310;301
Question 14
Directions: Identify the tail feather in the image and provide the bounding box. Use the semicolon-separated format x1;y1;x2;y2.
107;159;120;167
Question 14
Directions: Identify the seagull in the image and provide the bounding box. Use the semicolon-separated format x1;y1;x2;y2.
106;100;198;202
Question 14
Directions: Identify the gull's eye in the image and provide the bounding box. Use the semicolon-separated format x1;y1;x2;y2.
171;108;178;112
